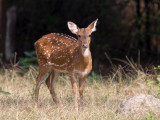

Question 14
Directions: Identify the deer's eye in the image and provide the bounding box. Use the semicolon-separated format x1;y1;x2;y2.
78;35;81;37
89;35;91;37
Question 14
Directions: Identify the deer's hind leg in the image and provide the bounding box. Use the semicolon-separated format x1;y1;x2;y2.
45;70;59;104
35;66;49;104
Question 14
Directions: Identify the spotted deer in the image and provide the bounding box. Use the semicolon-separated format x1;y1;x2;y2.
34;19;98;111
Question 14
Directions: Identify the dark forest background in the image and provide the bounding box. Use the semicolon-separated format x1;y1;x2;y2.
1;0;160;74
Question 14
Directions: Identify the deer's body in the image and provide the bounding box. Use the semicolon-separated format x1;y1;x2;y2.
35;33;92;75
35;19;98;111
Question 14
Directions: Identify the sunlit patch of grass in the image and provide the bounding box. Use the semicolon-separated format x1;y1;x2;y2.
0;63;159;119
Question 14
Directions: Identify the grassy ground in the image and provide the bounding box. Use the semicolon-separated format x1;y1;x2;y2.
0;66;160;120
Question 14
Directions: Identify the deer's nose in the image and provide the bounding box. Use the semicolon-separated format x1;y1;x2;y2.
82;43;88;48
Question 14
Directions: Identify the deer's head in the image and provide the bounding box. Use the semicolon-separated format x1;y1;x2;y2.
67;19;98;53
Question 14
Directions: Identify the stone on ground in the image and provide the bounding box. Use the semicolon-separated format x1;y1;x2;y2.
117;94;160;118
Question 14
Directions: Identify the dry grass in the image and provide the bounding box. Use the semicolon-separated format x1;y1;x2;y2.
0;66;159;120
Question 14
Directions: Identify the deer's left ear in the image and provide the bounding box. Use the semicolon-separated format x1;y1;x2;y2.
87;18;98;32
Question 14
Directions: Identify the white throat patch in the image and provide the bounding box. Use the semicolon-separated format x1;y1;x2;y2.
83;48;89;56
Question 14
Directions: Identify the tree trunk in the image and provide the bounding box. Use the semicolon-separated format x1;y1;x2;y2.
0;0;6;61
5;6;16;62
145;0;151;55
136;0;142;47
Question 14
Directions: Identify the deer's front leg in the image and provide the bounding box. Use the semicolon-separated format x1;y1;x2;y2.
79;76;86;106
70;73;78;112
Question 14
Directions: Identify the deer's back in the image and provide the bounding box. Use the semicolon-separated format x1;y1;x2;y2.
35;33;80;71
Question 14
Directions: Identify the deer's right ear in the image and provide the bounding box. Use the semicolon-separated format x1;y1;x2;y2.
67;21;79;35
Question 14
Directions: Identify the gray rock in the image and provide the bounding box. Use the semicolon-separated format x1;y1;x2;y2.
118;94;160;118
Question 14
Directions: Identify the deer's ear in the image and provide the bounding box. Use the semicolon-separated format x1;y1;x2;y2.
87;18;98;32
67;21;79;35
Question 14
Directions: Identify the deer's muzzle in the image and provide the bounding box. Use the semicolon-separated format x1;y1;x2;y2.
82;43;88;48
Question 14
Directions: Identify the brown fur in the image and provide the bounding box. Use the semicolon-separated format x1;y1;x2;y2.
35;19;98;112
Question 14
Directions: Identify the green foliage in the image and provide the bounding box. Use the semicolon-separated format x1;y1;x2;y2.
144;112;156;120
0;87;10;95
19;51;37;66
154;66;160;96
88;71;102;83
0;53;3;60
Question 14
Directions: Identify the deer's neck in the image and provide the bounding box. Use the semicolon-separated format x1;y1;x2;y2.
83;48;90;57
79;47;92;66
75;47;92;76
